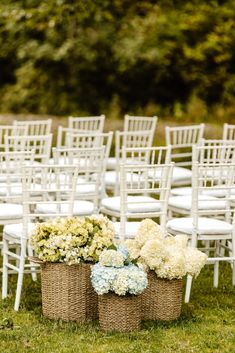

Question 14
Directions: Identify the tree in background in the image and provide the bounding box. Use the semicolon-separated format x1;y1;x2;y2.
0;0;235;118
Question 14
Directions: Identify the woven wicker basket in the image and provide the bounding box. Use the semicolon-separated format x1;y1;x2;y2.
40;262;98;322
98;293;141;332
142;271;182;321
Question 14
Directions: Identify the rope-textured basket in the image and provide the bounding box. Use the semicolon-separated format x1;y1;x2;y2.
142;270;182;321
40;262;98;322
98;293;141;332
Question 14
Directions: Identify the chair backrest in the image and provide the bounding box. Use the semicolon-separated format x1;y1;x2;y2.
4;134;52;163
191;162;235;242
0;151;35;202
115;130;155;167
52;146;106;205
68;115;105;132
165;124;205;167
65;131;113;163
13;119;52;135
0;125;28;151
56;126;90;148
223;123;235;140
119;162;174;239
124;114;157;135
121;146;171;166
193;144;235;164
200;138;235;147
21;164;80;238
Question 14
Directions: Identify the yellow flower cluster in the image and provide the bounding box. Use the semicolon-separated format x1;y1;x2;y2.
30;215;114;264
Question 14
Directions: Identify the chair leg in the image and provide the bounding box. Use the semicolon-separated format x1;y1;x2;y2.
232;238;235;286
14;256;25;311
232;261;235;286
213;261;219;288
2;237;9;299
27;245;37;281
184;274;193;303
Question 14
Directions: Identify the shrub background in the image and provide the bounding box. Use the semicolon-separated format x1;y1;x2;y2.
0;0;235;120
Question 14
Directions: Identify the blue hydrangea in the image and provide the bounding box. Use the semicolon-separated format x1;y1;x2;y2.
91;250;148;296
117;245;129;260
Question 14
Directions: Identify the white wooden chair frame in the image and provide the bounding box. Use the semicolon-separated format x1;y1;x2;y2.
68;115;105;132
167;162;235;302
2;164;80;311
4;134;52;164
13;119;52;135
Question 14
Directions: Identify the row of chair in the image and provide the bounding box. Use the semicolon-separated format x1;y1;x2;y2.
0;116;235;311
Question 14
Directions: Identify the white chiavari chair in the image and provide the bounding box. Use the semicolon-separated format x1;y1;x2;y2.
167;162;235;302
2;164;80;311
52;146;106;210
0;125;28;151
170;143;235;199
105;130;156;195
107;115;157;171
4;134;52;164
0;151;36;254
165;123;205;186
101;146;173;239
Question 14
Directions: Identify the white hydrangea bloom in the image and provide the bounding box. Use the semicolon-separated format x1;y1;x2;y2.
124;239;141;260
184;247;208;277
140;239;168;270
135;219;164;247
99;249;125;268
156;246;187;279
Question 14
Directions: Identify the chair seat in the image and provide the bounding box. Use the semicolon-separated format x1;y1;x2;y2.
167;217;233;235
101;196;161;213
104;171;145;188
36;200;95;216
148;166;192;185
0;184;23;196
113;221;140;238
171;187;192;196
168;195;227;211
170;186;235;198
4;222;36;239
172;167;192;184
0;183;42;197
49;157;87;167
106;157;146;171
0;203;23;220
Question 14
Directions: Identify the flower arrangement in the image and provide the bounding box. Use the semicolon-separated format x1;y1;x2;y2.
91;246;148;296
30;215;114;264
125;219;207;280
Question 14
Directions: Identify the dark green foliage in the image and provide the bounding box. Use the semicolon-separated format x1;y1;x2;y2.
0;0;235;115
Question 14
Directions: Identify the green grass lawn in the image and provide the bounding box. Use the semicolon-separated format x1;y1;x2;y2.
0;263;234;353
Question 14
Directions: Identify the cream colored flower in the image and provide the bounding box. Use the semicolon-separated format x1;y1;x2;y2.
184;247;207;277
124;239;141;260
135;219;164;247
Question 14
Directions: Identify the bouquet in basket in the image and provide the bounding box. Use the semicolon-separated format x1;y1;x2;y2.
91;245;148;296
30;215;114;264
124;219;207;280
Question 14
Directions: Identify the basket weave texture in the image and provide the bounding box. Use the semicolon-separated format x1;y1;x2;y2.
41;262;98;322
98;293;141;332
142;270;182;321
